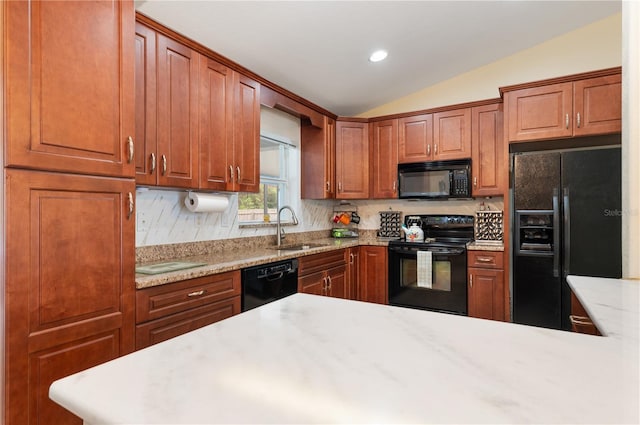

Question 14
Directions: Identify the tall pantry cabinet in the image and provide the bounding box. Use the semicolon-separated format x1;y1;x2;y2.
3;1;136;424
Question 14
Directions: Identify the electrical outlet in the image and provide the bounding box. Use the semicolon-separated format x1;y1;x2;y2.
136;211;149;233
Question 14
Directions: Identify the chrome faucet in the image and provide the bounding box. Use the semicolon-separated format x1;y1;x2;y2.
277;205;299;247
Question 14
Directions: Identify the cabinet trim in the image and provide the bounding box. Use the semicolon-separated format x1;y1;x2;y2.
499;66;621;96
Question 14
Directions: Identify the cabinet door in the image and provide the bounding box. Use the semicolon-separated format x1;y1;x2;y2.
233;73;261;192
335;121;369;199
327;265;348;299
5;169;135;425
398;114;433;163
468;268;505;321
5;0;135;177
301;116;335;199
348;247;360;300
156;34;200;188
371;119;399;199
433;108;471;160
471;103;505;197
199;57;234;190
134;22;158;185
299;270;327;296
506;83;573;142
573;74;621;136
358;246;388;304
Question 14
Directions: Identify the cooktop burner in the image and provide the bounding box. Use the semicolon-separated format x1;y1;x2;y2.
392;214;475;247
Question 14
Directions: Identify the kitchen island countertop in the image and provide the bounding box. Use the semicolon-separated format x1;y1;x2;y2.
50;277;639;424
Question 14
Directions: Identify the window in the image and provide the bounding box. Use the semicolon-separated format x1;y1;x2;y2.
238;135;299;224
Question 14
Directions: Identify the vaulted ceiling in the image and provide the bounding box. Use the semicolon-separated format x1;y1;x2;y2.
135;1;621;116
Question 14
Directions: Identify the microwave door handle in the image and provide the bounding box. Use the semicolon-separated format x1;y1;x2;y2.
552;188;560;278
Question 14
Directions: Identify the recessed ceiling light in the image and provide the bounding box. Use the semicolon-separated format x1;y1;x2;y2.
369;50;388;63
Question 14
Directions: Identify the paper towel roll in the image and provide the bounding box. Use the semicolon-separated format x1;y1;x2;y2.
184;192;229;213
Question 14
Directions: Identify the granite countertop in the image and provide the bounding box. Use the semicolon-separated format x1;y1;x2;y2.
467;241;504;251
136;235;389;289
50;278;639;424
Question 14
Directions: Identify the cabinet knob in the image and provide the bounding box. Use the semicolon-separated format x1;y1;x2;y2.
161;155;167;176
150;153;156;174
127;137;134;163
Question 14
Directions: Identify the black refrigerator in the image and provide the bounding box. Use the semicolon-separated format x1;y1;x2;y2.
511;146;621;330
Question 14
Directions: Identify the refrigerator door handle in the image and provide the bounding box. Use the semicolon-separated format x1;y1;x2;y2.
552;188;560;277
563;188;570;277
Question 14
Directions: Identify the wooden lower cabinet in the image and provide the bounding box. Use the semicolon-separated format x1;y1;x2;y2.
135;271;241;350
358;246;388;304
467;250;505;321
5;169;136;425
298;265;348;298
347;247;360;300
298;250;349;299
570;291;600;335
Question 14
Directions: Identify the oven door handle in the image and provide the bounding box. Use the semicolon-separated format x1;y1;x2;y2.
389;246;465;256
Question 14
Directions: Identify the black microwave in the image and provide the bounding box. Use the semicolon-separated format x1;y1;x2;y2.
398;159;472;199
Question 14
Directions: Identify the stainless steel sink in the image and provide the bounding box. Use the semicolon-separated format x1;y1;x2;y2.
269;243;329;251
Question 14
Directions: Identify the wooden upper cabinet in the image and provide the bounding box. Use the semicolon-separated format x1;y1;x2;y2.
233;73;261;192
335;120;369;199
371;119;399;199
573;74;621;136
199;62;260;192
5;0;135;178
471;103;505;197
506;83;573;142
135;25;200;188
398;114;433;163
156;34;200;188
301;116;336;199
134;22;158;185
506;72;621;142
433;108;472;160
5;169;135;425
199;57;234;191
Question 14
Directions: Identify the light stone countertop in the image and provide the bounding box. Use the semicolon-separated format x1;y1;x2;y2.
50;280;639;424
135;236;388;289
467;241;504;251
567;275;640;343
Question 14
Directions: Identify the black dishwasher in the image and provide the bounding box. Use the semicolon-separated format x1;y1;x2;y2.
241;259;298;311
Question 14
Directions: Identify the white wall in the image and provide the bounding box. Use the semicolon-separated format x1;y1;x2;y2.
359;14;621;117
622;3;640;279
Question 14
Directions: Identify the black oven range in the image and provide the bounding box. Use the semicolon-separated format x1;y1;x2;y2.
388;214;474;315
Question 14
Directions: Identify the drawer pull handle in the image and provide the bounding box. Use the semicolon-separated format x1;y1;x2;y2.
477;257;493;263
150;153;156;174
161;155;167;175
187;290;206;297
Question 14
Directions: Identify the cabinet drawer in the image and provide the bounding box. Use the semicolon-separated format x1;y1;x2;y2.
467;250;504;269
298;249;347;276
136;271;240;323
136;296;240;349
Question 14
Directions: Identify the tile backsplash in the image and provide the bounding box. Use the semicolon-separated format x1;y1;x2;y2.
135;187;503;247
